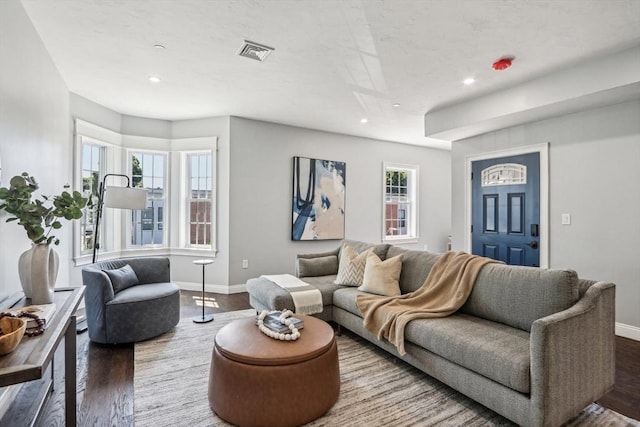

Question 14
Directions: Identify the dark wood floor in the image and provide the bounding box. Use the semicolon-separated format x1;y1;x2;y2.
26;291;640;425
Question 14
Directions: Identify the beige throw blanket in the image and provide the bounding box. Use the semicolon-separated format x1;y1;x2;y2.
260;274;323;315
355;251;498;355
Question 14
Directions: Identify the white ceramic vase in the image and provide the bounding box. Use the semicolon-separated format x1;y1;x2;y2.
18;244;59;304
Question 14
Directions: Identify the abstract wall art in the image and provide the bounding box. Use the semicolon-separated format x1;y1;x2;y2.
292;156;346;240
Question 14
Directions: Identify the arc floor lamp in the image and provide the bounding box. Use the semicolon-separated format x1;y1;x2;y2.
92;173;147;263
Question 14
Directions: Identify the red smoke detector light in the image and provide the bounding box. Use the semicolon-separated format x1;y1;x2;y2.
492;57;513;71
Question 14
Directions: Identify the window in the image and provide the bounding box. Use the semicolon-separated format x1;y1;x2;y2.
130;151;166;246
80;141;104;254
74;119;218;263
383;163;418;241
187;152;213;247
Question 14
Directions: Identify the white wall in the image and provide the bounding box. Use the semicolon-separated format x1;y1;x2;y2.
451;100;640;335
0;0;74;295
227;117;452;286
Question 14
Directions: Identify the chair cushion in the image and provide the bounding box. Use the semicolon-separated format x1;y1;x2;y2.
104;282;180;343
104;264;139;293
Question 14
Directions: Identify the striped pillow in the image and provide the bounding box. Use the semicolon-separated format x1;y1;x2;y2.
334;245;372;286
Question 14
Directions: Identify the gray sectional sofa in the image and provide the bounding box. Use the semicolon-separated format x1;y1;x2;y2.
246;240;616;427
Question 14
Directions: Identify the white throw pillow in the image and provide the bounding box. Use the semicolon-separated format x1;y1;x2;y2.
358;252;403;296
334;245;372;286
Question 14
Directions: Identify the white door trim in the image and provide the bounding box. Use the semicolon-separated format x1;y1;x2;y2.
464;143;549;268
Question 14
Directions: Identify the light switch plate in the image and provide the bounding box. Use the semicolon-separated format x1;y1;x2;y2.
561;213;571;225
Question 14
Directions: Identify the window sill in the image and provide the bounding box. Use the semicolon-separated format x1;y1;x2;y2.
74;247;218;266
382;236;419;244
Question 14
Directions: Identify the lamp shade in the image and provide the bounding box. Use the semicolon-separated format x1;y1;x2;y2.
103;186;148;209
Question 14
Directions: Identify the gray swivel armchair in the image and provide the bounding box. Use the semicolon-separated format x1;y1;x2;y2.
81;257;180;344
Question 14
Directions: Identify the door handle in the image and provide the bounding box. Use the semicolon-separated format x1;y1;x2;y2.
528;241;539;249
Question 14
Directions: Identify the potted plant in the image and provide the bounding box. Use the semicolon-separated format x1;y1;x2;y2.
0;173;89;303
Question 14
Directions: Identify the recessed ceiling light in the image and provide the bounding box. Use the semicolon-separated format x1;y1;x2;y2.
392;103;401;108
148;76;161;83
463;77;476;85
360;118;368;124
153;44;166;50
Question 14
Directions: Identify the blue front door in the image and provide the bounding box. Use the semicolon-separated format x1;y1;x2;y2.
471;152;540;267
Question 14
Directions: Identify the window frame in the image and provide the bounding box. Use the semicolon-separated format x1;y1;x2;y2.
78;138;106;256
73;119;124;265
382;162;419;243
184;150;214;249
127;149;168;248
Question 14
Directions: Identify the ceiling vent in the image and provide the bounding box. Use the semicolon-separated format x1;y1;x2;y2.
238;40;274;62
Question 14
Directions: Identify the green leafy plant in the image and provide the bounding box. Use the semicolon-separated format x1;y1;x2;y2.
0;173;89;245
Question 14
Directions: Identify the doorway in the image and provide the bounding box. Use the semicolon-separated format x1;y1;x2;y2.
465;144;549;268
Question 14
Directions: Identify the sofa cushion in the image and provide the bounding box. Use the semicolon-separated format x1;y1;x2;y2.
334;286;532;393
340;240;391;261
298;255;339;277
386;247;442;294
104;264;139;293
404;314;532;393
333;287;371;317
358;253;402;296
335;245;372;286
461;264;579;332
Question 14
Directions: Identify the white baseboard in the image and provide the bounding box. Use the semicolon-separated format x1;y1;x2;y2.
176;281;246;295
616;322;640;341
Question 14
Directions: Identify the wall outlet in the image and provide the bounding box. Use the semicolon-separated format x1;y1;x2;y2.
242;259;249;269
423;244;428;251
561;213;571;225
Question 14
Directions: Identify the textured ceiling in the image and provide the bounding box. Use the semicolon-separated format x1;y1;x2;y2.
21;0;640;149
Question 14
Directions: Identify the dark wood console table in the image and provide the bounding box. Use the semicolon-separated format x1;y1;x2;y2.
0;287;84;426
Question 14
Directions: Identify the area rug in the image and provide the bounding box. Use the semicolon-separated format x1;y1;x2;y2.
134;309;638;426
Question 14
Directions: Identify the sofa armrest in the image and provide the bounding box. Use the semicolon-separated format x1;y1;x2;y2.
295;248;340;277
529;281;615;427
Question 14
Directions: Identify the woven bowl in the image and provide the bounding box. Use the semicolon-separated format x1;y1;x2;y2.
0;316;27;355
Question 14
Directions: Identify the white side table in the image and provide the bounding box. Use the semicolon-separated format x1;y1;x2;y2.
193;259;215;323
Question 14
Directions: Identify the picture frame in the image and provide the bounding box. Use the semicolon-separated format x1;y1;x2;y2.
292;156;346;241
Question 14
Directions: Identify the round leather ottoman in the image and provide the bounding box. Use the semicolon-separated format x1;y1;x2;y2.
208;315;340;427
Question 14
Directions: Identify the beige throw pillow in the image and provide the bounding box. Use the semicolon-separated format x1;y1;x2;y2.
358;253;403;296
334;245;372;286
